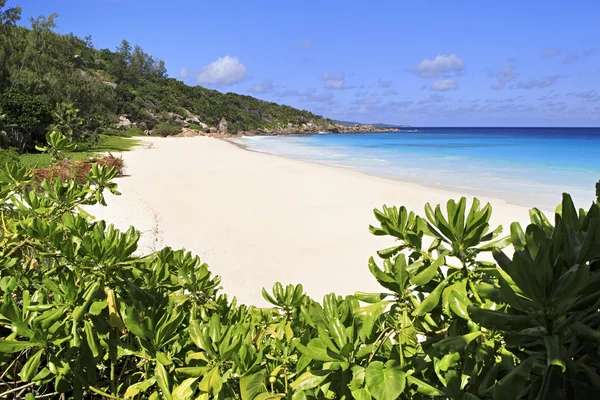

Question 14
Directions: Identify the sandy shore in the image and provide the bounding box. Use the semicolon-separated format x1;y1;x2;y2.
87;136;536;305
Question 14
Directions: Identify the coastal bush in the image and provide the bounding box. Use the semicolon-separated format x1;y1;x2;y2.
0;146;20;179
154;122;183;137
189;124;206;132
1;136;599;398
0;89;53;151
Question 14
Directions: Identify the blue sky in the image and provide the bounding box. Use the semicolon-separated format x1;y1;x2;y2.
17;0;600;126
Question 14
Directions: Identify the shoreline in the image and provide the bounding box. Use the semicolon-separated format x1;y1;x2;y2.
225;136;557;213
87;136;535;305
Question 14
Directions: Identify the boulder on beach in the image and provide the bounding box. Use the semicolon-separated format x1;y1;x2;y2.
217;118;228;134
117;115;133;130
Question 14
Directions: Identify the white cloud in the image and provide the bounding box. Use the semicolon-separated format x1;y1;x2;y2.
418;94;446;104
179;68;189;78
378;79;393;88
515;75;563;89
278;89;301;97
321;72;353;90
573;90;600;102
491;65;519;90
382;88;399;96
431;79;458;91
413;54;464;78
354;96;379;105
276;88;334;103
195;56;247;86
542;48;561;57
304;88;334;102
563;55;578;64
325;79;344;89
248;80;274;94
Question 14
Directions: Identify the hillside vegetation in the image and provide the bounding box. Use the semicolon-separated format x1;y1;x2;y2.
0;1;330;151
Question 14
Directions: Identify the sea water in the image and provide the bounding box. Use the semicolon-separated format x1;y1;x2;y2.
233;128;600;210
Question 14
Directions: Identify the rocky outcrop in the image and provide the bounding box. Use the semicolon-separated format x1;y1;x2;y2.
217;118;228;134
166;112;187;127
125;112;401;138
174;127;205;137
116;115;133;130
165;110;211;131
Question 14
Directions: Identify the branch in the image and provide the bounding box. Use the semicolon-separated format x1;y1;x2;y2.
3;240;26;258
0;382;36;398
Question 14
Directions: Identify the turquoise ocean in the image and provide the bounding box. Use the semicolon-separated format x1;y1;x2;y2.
234;128;600;210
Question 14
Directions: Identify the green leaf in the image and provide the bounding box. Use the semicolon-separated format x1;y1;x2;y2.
0;340;39;353
354;292;390;304
122;306;150;340
468;306;540;331
19;349;44;382
175;367;209;378
410;254;445;286
351;388;372;400
570;321;600;341
172;377;198;400
124;378;156;398
552;263;590;304
365;360;406;400
155;362;172;400
290;370;330;391
414;278;449;316
377;245;404;259
436;352;461;373
354;301;392;320
240;370;267;400
254;394;285;400
199;366;222;396
292;390;308;400
406;375;445;397
448;290;471;320
368;257;400;293
477;235;511;251
296;338;343;362
544;335;566;372
433;332;481;353
489;357;536;400
329;318;348;349
560;193;580;230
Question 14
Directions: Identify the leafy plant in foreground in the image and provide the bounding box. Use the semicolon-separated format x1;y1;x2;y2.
0;135;599;398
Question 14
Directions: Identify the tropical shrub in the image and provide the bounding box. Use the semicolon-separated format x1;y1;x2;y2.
0;146;19;179
154;122;182;137
189;124;206;132
0;89;52;151
1;141;599;399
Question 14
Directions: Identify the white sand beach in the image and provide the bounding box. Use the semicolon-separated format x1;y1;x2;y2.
88;136;536;306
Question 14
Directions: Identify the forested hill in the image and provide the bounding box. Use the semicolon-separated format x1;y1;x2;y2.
0;1;332;150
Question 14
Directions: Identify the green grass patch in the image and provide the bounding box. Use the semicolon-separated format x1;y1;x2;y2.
18;134;140;169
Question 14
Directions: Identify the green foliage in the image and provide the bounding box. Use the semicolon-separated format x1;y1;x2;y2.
188;124;206;132
0;146;19;179
0;89;52;151
18;134;138;169
2;136;599;399
35;130;77;163
0;0;22;25
51;102;84;141
154;122;182;137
